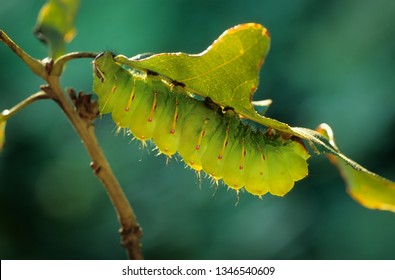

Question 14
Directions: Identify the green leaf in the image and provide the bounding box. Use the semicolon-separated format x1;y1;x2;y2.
115;23;311;137
317;123;395;212
0;118;6;152
116;23;268;111
34;0;80;59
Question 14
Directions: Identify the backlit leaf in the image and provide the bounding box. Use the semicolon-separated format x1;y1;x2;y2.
116;23;296;134
317;123;395;212
34;0;80;59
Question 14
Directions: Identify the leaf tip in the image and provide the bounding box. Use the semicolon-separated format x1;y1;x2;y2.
0;119;6;152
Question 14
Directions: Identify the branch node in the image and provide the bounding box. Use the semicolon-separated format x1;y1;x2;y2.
119;224;144;260
90;161;102;174
68;89;99;123
43;57;54;74
40;84;51;93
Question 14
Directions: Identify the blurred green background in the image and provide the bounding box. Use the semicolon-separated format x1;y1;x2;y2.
1;0;395;260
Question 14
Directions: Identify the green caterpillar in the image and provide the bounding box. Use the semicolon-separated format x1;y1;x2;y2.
93;51;309;197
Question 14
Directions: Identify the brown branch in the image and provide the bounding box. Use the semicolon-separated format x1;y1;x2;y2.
0;30;46;79
1;91;50;121
52;52;99;76
44;74;144;259
2;29;143;259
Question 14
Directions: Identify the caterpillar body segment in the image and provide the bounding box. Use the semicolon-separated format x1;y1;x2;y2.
243;136;270;196
93;52;310;197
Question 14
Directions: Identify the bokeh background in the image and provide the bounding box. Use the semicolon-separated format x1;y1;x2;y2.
1;0;395;259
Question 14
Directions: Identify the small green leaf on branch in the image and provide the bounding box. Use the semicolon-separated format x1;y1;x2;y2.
34;0;80;59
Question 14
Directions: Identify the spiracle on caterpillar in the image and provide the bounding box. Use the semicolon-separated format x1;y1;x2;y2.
92;51;309;197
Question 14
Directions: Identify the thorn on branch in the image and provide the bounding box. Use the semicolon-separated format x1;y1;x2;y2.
68;89;99;123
